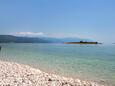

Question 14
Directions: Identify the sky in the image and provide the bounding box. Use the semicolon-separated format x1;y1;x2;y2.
0;0;115;43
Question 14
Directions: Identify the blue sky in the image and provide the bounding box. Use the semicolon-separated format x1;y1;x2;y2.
0;0;115;43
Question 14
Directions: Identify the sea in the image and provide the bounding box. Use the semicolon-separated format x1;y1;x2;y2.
0;43;115;85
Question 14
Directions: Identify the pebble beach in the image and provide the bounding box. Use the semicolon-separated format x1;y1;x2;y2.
0;60;104;86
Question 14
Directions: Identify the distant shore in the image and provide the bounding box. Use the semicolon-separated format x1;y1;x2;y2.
0;60;104;86
64;41;102;44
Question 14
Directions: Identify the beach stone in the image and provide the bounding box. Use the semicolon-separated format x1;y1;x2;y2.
0;61;104;86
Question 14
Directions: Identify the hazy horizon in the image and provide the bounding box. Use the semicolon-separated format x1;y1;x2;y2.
0;0;115;44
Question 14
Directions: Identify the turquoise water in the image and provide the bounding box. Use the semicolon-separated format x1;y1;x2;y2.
0;43;115;85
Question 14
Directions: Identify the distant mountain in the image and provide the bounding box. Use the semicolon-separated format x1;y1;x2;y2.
0;35;16;43
0;35;93;43
42;37;92;43
0;35;49;43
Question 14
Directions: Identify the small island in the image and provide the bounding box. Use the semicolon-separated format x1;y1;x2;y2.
64;41;102;44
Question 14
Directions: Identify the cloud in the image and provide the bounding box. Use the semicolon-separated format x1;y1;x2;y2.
46;33;86;38
13;32;45;37
11;32;89;39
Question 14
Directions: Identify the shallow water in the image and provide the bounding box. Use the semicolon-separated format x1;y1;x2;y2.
0;43;115;85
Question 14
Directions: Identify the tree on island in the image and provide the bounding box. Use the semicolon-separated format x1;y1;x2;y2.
80;41;83;43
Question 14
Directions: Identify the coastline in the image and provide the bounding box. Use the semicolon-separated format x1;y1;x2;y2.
0;60;104;86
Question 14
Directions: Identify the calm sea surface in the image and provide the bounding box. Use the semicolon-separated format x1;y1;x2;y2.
0;43;115;85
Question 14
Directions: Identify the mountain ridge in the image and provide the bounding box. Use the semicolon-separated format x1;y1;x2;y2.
0;35;93;43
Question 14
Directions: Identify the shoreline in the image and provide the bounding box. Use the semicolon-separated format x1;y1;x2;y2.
0;60;104;86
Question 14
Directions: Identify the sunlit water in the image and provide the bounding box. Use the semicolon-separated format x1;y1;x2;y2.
0;43;115;85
